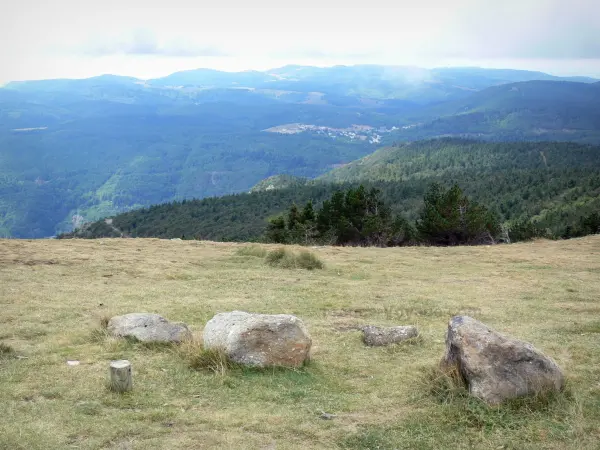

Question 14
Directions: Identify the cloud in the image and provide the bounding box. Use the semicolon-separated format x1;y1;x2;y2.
274;48;378;60
426;0;600;60
84;29;229;58
2;0;600;82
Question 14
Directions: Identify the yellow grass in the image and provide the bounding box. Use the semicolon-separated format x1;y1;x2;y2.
1;237;599;449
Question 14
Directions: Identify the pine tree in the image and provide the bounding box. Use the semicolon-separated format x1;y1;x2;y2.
417;183;500;245
265;215;288;243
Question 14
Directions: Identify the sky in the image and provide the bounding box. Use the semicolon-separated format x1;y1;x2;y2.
1;0;600;84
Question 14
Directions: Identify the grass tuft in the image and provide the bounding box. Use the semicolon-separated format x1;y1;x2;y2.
99;315;111;329
424;364;469;404
265;248;324;270
339;426;396;449
178;342;237;375
0;342;16;359
235;245;267;258
296;250;325;270
265;247;289;265
419;364;575;431
88;328;110;343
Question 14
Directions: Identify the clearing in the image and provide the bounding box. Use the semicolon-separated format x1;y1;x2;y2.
1;237;599;449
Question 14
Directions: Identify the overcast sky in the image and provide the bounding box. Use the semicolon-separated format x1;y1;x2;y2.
1;0;600;83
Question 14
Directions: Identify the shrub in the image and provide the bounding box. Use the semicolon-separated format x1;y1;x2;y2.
235;245;267;258
508;219;551;242
265;248;324;270
265;247;288;265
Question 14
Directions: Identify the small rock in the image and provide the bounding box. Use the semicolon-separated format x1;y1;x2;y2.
320;411;336;420
362;325;418;346
107;313;192;343
66;360;80;366
203;311;311;367
442;316;564;405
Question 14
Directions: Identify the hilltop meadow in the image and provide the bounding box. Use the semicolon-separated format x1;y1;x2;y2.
1;237;599;449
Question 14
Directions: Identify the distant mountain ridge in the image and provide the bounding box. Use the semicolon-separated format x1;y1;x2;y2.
387;80;600;143
6;65;598;104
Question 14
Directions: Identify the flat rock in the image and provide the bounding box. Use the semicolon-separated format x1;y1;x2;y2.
107;313;192;343
203;311;311;367
442;316;564;405
362;325;418;346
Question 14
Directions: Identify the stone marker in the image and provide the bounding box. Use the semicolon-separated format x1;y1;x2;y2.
110;360;132;392
203;311;312;367
107;313;192;343
442;316;564;405
362;325;418;346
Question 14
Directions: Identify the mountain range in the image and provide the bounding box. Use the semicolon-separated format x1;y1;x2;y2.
1;65;599;238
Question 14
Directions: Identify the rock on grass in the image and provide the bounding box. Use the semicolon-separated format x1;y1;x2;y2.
107;313;192;343
203;311;312;368
362;325;419;346
442;315;564;405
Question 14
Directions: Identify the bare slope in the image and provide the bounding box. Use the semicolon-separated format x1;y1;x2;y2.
1;237;599;449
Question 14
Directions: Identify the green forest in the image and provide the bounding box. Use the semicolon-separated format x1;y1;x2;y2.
265;184;501;246
60;139;600;244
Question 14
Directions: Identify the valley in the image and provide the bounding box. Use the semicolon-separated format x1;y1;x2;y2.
1;65;600;238
64;139;600;243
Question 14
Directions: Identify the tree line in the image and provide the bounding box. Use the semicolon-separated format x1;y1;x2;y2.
265;183;506;246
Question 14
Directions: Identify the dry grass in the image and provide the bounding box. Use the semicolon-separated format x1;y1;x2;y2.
235;245;268;258
1;237;599;449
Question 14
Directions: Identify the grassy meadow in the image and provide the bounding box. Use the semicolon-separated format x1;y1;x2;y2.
1;237;599;449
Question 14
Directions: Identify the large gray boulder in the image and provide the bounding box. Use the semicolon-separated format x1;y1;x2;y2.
203;311;312;367
107;313;192;343
442;316;564;405
362;325;418;346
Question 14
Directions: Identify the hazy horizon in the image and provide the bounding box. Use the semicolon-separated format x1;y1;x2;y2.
2;0;600;83
3;62;600;85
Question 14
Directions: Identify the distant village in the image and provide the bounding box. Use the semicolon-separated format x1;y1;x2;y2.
264;123;417;144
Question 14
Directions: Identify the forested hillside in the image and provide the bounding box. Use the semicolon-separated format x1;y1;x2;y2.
389;81;600;143
2;66;600;238
61;139;600;242
0;89;379;238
